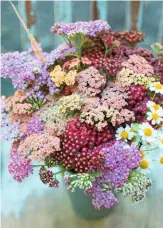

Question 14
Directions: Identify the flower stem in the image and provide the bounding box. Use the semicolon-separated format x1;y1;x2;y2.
32;164;44;167
53;170;65;176
152;92;156;100
143;147;159;151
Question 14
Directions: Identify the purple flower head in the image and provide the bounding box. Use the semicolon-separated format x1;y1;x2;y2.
26;116;44;136
102;140;141;170
0;100;22;141
8;142;33;182
0;51;41;90
92;184;118;210
51;20;111;38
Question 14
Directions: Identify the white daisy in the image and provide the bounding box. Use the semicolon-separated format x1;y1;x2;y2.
157;133;163;148
150;82;163;94
147;101;162;112
138;122;157;143
157;152;163;168
139;154;153;174
116;125;135;142
147;110;163;125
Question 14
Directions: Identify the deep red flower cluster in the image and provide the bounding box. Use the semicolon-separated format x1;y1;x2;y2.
83;46;122;75
128;85;147;107
39;166;59;187
118;30;145;44
54;118;113;172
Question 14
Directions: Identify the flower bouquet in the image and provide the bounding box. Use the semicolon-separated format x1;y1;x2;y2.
1;14;163;212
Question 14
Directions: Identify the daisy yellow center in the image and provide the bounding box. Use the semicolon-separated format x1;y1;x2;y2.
161;138;163;144
120;131;128;139
152;104;160;111
141;152;145;159
152;113;159;120
143;128;152;137
140;160;149;169
160;157;163;164
155;83;162;90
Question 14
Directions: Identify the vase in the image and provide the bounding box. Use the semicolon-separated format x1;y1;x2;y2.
68;187;115;220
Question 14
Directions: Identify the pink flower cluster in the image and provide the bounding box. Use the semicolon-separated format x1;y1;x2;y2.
78;66;106;96
122;54;154;75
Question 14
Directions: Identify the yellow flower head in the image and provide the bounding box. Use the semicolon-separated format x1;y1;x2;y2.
50;65;66;87
65;70;77;86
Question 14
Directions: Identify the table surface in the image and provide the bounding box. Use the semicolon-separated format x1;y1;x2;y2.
1;142;163;228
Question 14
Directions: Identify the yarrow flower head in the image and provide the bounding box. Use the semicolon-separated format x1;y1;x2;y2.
51;20;111;37
8;141;33;182
18;133;61;162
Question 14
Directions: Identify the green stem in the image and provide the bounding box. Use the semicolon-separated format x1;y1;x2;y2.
152;92;156;100
143;147;159;151
32;164;44;167
53;170;65;176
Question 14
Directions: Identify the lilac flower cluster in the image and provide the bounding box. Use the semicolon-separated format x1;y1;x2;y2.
8;141;33;182
0;98;22;141
92;185;118;209
87;141;142;209
0;51;41;90
26;116;44;136
51;20;111;37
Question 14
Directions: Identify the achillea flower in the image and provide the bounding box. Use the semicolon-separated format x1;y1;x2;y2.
5;90;25;111
64;70;77;86
0;99;22;140
133;74;157;88
54;118;113;171
102;141;142;171
0;51;40;90
50;65;66;87
18;133;61;162
81;105;135;129
51;20;111;37
63;57;91;70
117;68;135;87
12;103;33;114
118;30;145;44
50;65;77;87
101;82;129;110
41;104;68;135
122;54;154;75
117;68;157;88
92;185;118;209
115;109;135;125
80;105;116;130
5;90;33;114
26;116;44;135
58;94;84;114
117;172;152;203
39;166;59;188
86;141;141;209
8;140;33;182
77;67;106;97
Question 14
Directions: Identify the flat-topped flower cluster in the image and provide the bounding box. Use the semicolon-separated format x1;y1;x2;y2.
1;20;163;210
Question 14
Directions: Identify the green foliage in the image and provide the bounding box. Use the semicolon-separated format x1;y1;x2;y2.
27;96;45;110
65;172;101;191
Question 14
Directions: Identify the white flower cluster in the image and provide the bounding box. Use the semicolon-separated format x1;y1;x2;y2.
58;94;84;115
64;172;100;192
117;172;152;203
80;105;117;131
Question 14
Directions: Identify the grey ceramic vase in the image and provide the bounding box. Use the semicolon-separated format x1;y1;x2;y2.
68;188;115;220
